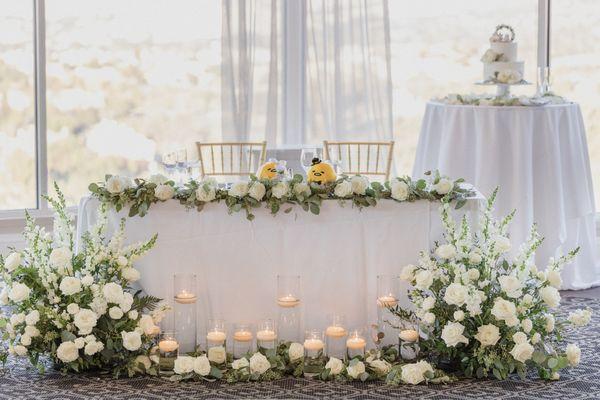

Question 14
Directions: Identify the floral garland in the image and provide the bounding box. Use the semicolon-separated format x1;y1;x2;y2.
88;171;475;220
437;92;568;107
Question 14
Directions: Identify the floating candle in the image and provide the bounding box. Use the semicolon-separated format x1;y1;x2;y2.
325;325;347;338
399;329;419;342
346;336;367;350
206;331;227;342
256;329;277;341
158;339;179;353
377;295;398;308
303;338;324;351
174;290;197;304
277;295;300;308
233;330;253;342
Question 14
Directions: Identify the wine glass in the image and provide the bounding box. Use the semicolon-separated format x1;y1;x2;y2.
176;149;188;184
300;147;318;173
162;152;176;179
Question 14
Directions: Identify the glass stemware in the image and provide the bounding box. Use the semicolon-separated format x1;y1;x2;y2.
300;147;318;173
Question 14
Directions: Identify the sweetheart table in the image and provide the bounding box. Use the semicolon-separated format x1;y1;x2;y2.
413;101;600;290
76;196;481;343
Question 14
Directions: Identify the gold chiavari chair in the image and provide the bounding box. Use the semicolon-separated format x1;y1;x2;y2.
196;141;267;179
323;140;395;181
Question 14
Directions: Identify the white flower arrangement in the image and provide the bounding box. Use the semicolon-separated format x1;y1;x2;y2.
0;185;162;377
395;189;588;380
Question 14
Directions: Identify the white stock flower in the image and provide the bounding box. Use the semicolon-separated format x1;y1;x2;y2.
196;185;217;202
400;264;416;282
121;267;140;282
60;277;82;296
103;282;124;304
207;346;226;364
521;318;533;333
4;252;21;272
510;342;534;363
568;309;592;327
433;178;453;195
468;252;482;265
248;182;266;201
173;356;195;374
106;175;131;194
194;355;211;376
414;270;434;290
25;310;39;326
443;283;468;306
249;352;271;375
288;342;304;362
232;357;249;370
441;322;469;347
545;314;555;332
493;236;511;253
422;312;436;325
148;174;168;185
474;324;500;347
333;180;352;198
435;244;456;260
73;309;98;335
539;286;561;309
390;180;409;201
491;298;519;326
109;306;124;319
350;175;369;195
66;303;80;315
546;270;563;289
293;182;311;197
228;181;249;198
498;275;522;298
454;310;465;321
271;181;290;199
121;331;142;351
56;341;79;363
566;344;581;366
154;184;175;201
325;357;344;375
370;359;391;375
346;361;366;379
9;283;31;302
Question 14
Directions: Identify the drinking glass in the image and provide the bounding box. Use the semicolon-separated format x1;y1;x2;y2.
300;148;318;173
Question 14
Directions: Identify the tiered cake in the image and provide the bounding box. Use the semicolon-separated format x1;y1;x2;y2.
481;25;524;84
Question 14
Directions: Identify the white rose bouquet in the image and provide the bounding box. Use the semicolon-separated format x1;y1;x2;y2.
395;190;588;380
0;185;162;377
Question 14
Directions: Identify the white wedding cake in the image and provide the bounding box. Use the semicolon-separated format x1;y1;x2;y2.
481;24;524;84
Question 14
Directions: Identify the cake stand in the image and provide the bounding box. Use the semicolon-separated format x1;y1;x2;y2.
475;81;531;97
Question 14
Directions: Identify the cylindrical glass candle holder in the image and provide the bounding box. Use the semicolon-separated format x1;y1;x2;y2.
173;273;198;354
346;329;367;360
158;331;179;375
256;319;277;353
325;314;347;359
277;275;301;342
375;275;399;348
233;323;254;359
398;318;420;361
303;330;325;377
206;318;227;361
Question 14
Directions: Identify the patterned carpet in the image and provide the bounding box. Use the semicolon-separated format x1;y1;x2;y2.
2;297;599;400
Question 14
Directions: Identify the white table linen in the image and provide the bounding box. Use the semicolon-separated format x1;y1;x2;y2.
413;102;600;290
77;196;480;340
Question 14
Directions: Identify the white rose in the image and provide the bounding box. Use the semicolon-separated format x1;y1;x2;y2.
568;309;592;327
414;270;434;290
196;185;216;202
293;182;311;197
401;361;433;385
421;296;435;311
474;324;500;347
271;181;290;199
441;322;469;347
128;310;138;320
20;334;31;346
194;355;211;376
59;277;82;296
138;315;159;335
443;283;468;306
435;244;456;260
545;314;555;332
422;312;436;325
522;294;534;306
67;303;80;315
390;180;409;201
116;256;128;267
369;359;391;375
173;356;195;374
56;341;79;363
540;286;561;309
25;325;39;337
228;181;249;198
50;247;73;273
10;313;25;325
346;361;366;379
546;270;562;289
551;372;560;380
81;275;94;286
134;355;152;371
565;343;581;366
510;342;534;363
154;184;174;201
537;271;547;281
25;310;39;326
74;337;85;349
433;178;453;195
333;180;352;198
9;283;30;302
13;345;27;356
521;318;533;333
493;236;511;253
454;310;465;321
102;282;124;304
4;252;21;272
232;357;249;370
121;331;142;351
481;48;500;63
325;357;344;375
288;342;304;362
90;296;108;316
119;292;134;313
512;331;528;344
0;288;8;305
121;267;140;282
497;69;522;84
498;275;522;298
73;309;98;335
350;175;369;195
249;352;271;375
248;182;266;201
148;174;168;185
491;298;518;326
468;252;482;265
106;175;130;194
207;346;226;364
466;268;480;281
109;306;124;320
399;264;416;282
531;332;541;344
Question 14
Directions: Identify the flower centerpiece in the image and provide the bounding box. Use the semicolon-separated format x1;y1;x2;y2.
394;189;589;380
0;184;165;377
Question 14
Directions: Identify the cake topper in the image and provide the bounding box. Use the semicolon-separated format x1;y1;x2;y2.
490;24;515;43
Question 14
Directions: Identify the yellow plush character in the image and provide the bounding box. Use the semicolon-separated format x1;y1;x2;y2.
258;161;279;180
307;158;337;184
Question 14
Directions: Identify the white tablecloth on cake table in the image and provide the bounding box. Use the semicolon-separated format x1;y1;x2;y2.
413;101;600;290
76;195;481;339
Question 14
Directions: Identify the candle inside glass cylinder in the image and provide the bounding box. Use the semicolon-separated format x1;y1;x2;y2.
277;295;300;308
325;325;347;338
377;295;398;308
399;329;419;342
233;330;253;342
346;336;367;350
256;329;277;341
303;338;324;351
174;290;197;304
206;331;227;343
158;339;179;353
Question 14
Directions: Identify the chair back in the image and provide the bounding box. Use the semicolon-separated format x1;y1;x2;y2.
322;140;394;180
196;141;267;178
